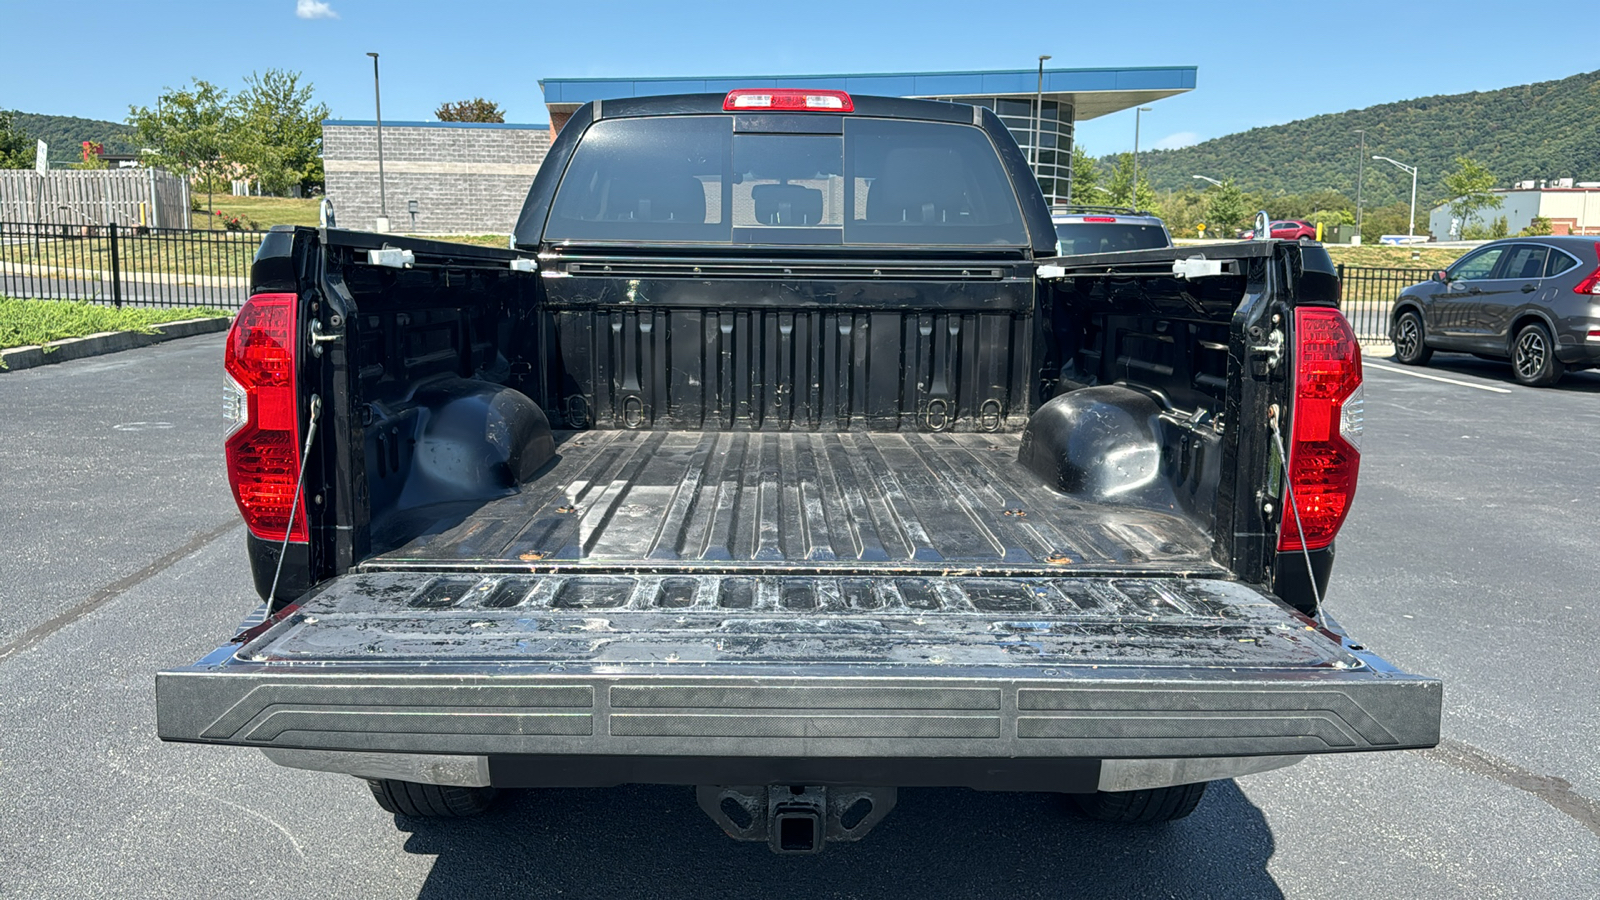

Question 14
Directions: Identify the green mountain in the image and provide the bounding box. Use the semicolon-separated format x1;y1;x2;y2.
1124;69;1600;207
11;113;137;164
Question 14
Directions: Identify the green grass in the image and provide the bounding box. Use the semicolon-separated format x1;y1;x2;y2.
1324;245;1466;269
187;195;322;229
0;297;230;360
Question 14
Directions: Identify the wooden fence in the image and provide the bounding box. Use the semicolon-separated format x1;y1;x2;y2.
0;169;189;229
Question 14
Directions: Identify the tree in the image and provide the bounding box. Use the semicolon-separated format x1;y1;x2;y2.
1203;179;1250;234
68;142;109;170
1155;188;1207;237
436;98;505;123
1104;153;1158;213
1520;216;1553;237
232;69;330;195
128;80;233;215
1307;208;1352;227
1443;156;1502;236
0;110;33;169
1067;144;1105;205
1361;201;1416;245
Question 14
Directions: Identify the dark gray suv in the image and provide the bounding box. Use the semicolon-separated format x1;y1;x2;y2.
1391;236;1600;386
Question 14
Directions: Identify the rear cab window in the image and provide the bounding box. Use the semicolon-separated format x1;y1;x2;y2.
1053;222;1169;255
545;115;1027;247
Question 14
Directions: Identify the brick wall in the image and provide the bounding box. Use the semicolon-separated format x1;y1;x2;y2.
322;121;552;234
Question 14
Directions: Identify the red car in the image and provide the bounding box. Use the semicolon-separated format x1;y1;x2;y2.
1242;219;1318;241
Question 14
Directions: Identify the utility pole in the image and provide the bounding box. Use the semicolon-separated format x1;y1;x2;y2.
1374;155;1419;238
1354;129;1366;239
367;51;389;231
1131;107;1152;209
1033;55;1051;181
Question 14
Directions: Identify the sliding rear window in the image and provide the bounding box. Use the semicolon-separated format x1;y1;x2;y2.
545;115;1027;246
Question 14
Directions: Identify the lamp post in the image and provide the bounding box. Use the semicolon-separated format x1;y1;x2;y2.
1131;106;1152;209
367;51;389;231
1373;155;1418;237
1354;129;1366;239
1192;175;1224;187
1033;54;1051;176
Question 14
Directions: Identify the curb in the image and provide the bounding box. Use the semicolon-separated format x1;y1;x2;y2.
0;316;232;373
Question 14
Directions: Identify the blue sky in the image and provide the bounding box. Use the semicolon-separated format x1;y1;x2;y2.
3;0;1594;156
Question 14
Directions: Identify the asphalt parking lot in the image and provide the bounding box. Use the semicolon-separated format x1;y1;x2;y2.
1;334;1597;899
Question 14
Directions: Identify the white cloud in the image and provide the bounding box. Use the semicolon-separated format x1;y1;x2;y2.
296;0;338;19
1152;131;1200;151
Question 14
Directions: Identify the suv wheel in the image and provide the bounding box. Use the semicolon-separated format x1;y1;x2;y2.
367;779;499;817
1512;322;1564;387
1393;310;1432;365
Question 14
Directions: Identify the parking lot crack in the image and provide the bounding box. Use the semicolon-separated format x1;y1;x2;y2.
1422;738;1600;838
0;519;242;663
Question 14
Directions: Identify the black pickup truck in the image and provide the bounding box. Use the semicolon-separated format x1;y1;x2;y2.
158;89;1439;853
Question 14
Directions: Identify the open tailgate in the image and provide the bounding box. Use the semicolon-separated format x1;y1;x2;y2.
158;572;1440;764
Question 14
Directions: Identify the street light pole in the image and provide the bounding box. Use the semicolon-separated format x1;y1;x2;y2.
1192;174;1223;187
1373;155;1419;237
1131;106;1152;209
367;51;389;229
1354;129;1365;238
1033;54;1051;178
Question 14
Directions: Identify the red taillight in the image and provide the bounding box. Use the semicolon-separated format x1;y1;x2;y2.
1573;246;1600;294
224;293;307;543
722;89;854;112
1081;216;1118;223
1278;307;1363;552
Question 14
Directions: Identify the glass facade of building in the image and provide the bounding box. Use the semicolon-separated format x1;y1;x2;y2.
932;97;1075;206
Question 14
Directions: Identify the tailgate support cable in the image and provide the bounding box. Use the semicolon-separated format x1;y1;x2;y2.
1268;403;1327;627
268;394;322;605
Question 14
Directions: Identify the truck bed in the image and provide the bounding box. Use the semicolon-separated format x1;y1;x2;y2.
368;430;1222;575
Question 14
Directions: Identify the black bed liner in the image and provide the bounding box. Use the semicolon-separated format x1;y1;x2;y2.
369;430;1220;574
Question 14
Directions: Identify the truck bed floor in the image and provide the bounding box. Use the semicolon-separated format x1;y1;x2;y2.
368;430;1219;575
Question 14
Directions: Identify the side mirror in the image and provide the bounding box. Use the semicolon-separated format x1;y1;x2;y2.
1431;270;1448;284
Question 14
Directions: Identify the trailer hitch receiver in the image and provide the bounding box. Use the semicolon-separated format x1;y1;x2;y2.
696;785;898;854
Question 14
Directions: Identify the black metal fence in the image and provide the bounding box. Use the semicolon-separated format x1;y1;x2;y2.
0;229;1437;338
0;220;268;311
1338;264;1432;345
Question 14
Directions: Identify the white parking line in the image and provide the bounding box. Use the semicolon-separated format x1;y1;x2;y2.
1365;361;1513;394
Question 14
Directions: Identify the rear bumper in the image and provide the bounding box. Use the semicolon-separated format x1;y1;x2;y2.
157;572;1442;789
158;661;1441;761
260;747;1307;793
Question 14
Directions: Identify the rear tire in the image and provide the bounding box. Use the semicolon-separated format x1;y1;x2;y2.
367;779;499;818
1070;781;1208;824
1511;322;1564;386
1393;310;1432;365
